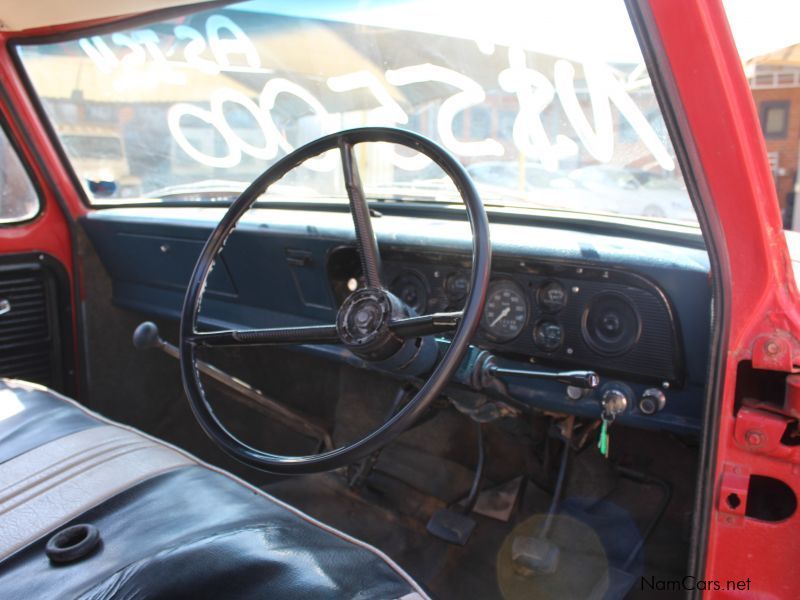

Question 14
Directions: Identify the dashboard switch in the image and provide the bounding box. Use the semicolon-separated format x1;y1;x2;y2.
639;388;666;415
566;385;590;401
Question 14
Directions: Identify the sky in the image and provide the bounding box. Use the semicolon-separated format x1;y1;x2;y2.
724;0;800;59
235;0;800;64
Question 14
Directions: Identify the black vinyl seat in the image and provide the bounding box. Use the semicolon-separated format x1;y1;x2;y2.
0;379;427;599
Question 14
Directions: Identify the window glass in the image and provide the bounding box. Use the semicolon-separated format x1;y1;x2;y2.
0;125;39;223
725;0;800;229
470;107;492;140
16;0;696;224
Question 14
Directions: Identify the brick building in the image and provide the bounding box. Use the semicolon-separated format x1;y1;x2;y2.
746;44;800;228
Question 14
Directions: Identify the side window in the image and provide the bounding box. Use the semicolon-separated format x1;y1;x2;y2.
0;126;39;223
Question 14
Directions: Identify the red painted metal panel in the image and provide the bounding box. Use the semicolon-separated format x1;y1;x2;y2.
649;0;800;595
0;42;89;221
0;39;82;257
0;39;81;391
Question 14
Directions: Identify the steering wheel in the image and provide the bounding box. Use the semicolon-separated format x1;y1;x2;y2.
180;127;491;474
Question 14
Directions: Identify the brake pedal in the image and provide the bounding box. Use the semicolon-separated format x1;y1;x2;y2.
426;421;486;545
426;507;476;545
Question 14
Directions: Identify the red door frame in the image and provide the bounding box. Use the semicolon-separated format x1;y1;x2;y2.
1;0;798;595
0;41;85;395
642;0;800;595
0;45;81;269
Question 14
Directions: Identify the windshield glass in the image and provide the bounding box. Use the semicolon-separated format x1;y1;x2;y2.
62;135;123;160
16;0;695;223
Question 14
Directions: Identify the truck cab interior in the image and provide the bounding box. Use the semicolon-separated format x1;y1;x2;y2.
0;0;797;598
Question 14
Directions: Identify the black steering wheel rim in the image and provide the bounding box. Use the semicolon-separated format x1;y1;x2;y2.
179;127;491;474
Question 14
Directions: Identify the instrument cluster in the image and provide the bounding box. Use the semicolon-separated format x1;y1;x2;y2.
379;249;683;385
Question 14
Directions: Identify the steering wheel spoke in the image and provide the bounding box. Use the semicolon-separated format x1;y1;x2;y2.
389;311;463;338
339;139;383;289
190;324;340;347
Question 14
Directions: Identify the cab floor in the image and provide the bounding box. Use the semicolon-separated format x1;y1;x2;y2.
264;449;689;600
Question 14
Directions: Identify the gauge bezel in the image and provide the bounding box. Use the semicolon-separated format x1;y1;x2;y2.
480;279;529;342
445;271;470;303
532;318;565;352
537;280;568;313
389;270;429;315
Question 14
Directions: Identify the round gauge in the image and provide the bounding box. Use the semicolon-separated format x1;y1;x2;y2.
481;281;528;341
390;272;428;314
445;272;470;302
533;319;564;352
538;281;567;312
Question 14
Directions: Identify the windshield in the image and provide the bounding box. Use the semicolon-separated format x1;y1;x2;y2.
16;0;695;223
62;135;123;160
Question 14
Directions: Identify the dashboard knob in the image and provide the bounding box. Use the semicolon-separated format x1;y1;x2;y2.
601;388;628;417
566;385;588;401
639;388;666;415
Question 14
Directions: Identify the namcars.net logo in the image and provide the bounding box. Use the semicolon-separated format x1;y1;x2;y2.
641;576;752;593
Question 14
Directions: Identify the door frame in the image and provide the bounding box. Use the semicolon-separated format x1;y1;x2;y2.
636;0;800;594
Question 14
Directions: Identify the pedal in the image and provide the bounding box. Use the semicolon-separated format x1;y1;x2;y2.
465;476;523;522
511;536;560;575
426;507;476;545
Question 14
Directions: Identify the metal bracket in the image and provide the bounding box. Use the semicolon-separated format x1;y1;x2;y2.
751;334;795;372
718;464;749;525
733;405;792;456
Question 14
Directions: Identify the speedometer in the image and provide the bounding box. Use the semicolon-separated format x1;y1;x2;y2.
481;280;528;342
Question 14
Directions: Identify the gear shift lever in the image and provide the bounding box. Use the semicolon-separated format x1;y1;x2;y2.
133;321;177;357
132;321;333;450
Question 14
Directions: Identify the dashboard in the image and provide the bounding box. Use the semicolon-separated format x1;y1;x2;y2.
376;250;683;385
80;205;710;436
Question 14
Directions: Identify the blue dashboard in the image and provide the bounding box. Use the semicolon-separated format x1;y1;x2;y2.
81;205;710;435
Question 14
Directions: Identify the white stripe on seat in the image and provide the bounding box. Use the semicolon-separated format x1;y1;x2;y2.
0;425;192;560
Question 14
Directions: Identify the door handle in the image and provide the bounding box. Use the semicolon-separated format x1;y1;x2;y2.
0;299;10;316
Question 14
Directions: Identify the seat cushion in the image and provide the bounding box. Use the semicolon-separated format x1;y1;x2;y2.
0;379;427;599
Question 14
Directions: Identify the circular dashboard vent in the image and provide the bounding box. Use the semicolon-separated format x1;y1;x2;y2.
581;292;641;356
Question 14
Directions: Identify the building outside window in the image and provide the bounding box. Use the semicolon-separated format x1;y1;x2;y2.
726;0;800;228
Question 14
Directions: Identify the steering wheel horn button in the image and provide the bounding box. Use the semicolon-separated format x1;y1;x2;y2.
337;287;406;360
